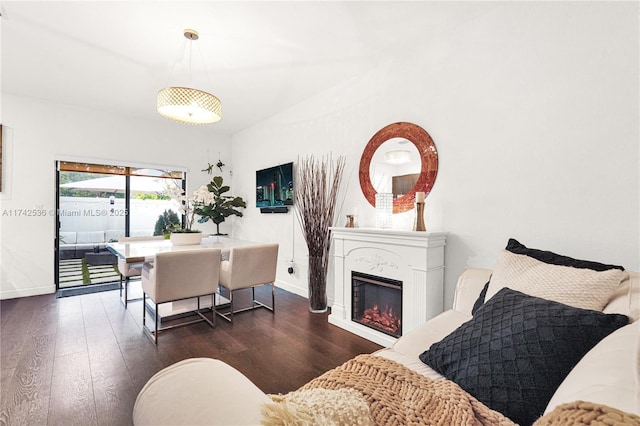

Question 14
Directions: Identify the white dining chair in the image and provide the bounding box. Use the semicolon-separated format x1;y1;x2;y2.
142;248;221;344
216;243;279;322
117;235;165;308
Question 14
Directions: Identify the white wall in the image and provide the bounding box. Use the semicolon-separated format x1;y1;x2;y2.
59;197;175;234
231;2;639;307
0;95;232;299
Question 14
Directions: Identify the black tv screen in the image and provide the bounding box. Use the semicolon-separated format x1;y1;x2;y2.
256;162;294;208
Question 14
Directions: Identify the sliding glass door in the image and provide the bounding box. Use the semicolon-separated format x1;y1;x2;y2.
55;161;185;292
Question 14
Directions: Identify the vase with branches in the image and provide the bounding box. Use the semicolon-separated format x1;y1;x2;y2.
295;155;346;312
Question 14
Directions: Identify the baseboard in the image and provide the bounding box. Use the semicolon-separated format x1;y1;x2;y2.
275;280;306;298
0;284;56;300
275;280;334;306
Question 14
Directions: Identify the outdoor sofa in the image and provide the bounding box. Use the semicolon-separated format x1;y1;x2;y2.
59;229;153;259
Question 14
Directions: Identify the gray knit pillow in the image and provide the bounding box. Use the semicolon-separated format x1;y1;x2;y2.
485;250;626;311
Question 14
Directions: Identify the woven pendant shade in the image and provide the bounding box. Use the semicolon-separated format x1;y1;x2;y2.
157;29;221;125
157;87;221;124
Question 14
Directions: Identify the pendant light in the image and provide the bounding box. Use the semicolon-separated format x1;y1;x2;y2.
384;150;412;164
157;29;222;125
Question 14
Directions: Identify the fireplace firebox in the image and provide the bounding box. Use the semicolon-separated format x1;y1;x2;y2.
351;272;402;338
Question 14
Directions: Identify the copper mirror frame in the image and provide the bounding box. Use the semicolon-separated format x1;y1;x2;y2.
359;122;438;214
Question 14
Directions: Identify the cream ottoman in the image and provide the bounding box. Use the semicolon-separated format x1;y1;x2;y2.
133;358;270;425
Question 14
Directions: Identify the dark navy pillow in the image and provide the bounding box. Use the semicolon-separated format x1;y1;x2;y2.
471;281;489;315
420;288;629;426
505;238;624;272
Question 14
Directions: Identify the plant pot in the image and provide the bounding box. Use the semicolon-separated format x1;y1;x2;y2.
170;232;203;246
308;255;328;313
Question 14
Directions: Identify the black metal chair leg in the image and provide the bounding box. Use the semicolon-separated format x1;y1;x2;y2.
124;277;129;309
154;302;158;345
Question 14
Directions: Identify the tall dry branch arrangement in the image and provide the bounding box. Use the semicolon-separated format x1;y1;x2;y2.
295;154;346;312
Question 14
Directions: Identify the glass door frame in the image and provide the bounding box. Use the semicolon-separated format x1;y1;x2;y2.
54;159;187;291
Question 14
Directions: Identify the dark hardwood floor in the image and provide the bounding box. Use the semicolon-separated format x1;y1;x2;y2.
0;285;381;425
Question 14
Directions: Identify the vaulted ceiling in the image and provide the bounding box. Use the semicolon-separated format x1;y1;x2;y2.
1;1;499;134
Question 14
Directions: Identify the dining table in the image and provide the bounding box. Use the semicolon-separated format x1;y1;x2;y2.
106;235;258;265
106;235;261;320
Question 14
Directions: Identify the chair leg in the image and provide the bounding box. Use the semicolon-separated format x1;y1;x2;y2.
124;277;129;309
193;295;216;328
215;284;276;323
252;285;275;313
120;275;130;309
212;294;216;327
215;289;234;323
153;302;158;345
142;293;158;344
271;282;275;313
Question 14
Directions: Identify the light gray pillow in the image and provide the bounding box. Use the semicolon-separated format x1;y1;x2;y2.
486;250;627;311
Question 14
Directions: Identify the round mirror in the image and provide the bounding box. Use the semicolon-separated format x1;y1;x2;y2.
359;122;438;214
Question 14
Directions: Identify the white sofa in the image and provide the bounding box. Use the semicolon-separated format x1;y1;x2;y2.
59;229;153;259
133;267;639;425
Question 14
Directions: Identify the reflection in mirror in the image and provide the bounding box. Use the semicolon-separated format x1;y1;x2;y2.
369;138;421;199
359;122;438;214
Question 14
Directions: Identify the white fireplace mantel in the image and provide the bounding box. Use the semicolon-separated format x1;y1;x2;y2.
329;227;447;347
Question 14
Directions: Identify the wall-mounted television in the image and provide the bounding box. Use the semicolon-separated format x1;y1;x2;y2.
256;162;294;213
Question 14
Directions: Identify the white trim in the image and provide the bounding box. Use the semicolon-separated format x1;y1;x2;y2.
328;316;396;347
275;279;307;299
54;155;189;173
0;125;13;198
0;284;55;300
274;279;335;307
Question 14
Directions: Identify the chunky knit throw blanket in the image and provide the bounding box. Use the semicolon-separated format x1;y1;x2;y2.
263;354;515;426
534;401;640;426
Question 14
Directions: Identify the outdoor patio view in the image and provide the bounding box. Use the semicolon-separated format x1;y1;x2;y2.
57;163;184;290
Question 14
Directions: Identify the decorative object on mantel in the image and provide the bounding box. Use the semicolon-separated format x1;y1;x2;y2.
375;193;393;229
345;207;359;228
360;122;438;213
157;29;222;125
345;215;356;228
413;191;426;232
295;154;346;313
194;176;246;236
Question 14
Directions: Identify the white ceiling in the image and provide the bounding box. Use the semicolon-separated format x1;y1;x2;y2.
1;1;498;135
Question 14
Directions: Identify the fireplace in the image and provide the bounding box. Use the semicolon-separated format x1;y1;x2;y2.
351;272;402;338
330;228;446;347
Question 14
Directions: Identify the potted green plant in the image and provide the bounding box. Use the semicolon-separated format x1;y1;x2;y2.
194;176;246;236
